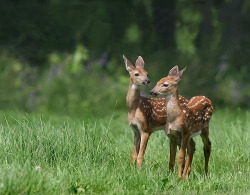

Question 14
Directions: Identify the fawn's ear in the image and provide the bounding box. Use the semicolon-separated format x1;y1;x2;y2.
123;55;135;72
135;56;144;68
168;65;179;76
177;67;186;81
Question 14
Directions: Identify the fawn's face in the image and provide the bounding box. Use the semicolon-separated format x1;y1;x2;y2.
150;76;178;97
150;65;186;97
123;55;150;85
129;68;150;85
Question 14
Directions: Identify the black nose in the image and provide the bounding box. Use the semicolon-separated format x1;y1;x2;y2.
150;91;153;95
147;79;150;84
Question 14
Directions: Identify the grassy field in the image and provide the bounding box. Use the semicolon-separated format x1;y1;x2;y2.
0;109;249;194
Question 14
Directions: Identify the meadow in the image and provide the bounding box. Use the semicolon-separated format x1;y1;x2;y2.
0;108;249;194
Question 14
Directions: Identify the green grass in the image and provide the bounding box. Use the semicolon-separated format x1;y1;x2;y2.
0;109;249;194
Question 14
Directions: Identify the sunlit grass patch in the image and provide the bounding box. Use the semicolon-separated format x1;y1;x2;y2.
0;109;249;194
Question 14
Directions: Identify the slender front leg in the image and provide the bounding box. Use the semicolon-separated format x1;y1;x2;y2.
183;138;196;178
177;133;190;178
137;131;150;168
131;146;137;165
169;139;177;172
130;126;141;165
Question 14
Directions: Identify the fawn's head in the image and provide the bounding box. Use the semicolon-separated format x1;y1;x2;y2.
150;65;186;97
123;55;150;85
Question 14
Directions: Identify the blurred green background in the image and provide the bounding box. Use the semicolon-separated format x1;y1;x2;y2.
0;0;249;117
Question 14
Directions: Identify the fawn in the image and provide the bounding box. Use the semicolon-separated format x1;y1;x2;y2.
150;66;213;178
123;56;188;167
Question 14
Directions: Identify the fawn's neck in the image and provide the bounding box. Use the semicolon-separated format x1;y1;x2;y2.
165;88;182;122
126;79;140;112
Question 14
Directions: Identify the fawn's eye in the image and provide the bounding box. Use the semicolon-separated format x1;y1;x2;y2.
163;83;169;87
135;73;139;76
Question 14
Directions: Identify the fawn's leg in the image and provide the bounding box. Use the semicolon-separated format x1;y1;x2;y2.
177;133;190;178
137;131;150;168
169;139;177;172
130;126;141;165
184;138;196;178
201;131;211;175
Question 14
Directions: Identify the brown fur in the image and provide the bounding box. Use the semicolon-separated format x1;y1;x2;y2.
150;66;213;178
123;56;189;167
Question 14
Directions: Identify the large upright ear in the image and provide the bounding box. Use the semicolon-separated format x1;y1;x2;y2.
177;67;186;81
135;56;144;68
168;65;179;76
123;55;135;72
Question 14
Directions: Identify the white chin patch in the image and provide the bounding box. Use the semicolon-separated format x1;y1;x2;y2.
132;84;139;89
136;83;144;86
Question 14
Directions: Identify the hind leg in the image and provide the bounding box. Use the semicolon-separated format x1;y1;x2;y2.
201;131;211;175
